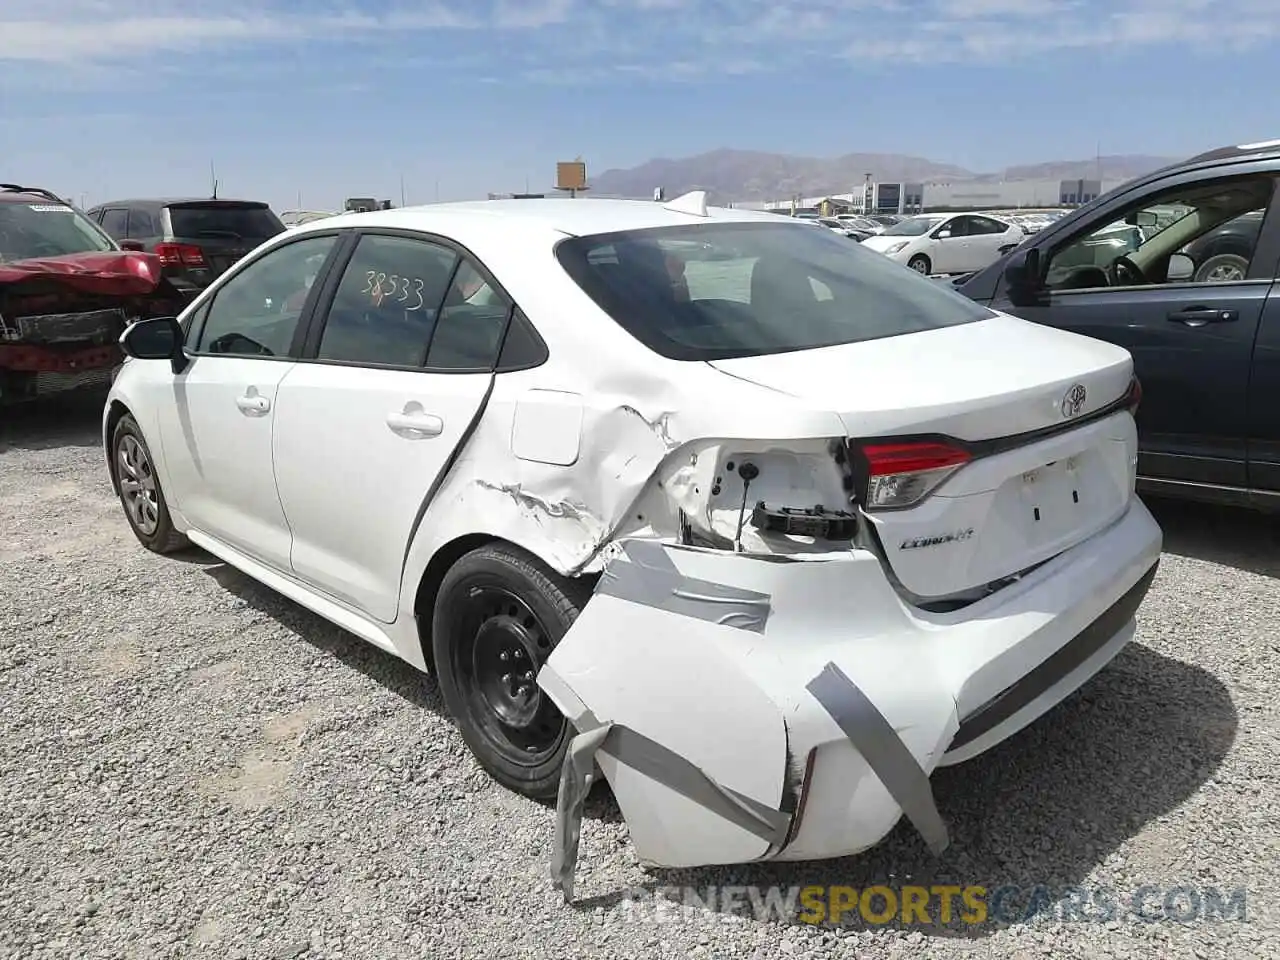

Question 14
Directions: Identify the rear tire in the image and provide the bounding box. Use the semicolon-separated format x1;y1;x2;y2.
112;414;187;554
908;254;931;274
1193;252;1248;283
432;543;593;800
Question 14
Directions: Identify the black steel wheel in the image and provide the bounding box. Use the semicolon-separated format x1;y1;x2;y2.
432;544;592;799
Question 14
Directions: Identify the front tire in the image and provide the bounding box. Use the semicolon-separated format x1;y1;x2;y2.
908;254;931;274
112;414;187;553
432;544;593;800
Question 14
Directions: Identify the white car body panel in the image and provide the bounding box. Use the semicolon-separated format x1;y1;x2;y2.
102;196;1163;898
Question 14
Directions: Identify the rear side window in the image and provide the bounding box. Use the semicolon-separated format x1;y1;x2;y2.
315;234;458;367
167;202;285;241
555;221;993;361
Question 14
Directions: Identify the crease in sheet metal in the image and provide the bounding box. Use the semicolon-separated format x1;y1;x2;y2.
551;711;791;902
595;538;772;632
806;661;951;856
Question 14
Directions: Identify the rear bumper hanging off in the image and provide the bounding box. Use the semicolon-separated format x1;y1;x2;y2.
539;499;1162;901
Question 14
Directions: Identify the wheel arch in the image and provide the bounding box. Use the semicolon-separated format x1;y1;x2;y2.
104;398;132;495
411;532;600;673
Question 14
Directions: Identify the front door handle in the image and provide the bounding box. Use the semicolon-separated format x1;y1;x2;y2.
386;405;443;438
1167;307;1237;326
235;393;270;415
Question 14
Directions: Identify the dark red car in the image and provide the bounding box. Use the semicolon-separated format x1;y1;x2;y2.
0;185;184;404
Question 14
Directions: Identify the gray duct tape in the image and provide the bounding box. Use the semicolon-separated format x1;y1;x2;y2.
551;714;792;903
596;539;772;632
805;661;950;856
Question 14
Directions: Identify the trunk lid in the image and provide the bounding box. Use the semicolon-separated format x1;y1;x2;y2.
709;313;1138;600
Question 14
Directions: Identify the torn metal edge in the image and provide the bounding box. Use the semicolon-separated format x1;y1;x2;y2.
805;661;951;856
593;538;773;632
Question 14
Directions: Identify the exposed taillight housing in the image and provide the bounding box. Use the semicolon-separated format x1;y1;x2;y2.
851;440;972;511
1125;375;1142;416
154;242;206;267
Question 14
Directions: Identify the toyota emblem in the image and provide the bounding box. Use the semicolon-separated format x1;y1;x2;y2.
1061;383;1087;419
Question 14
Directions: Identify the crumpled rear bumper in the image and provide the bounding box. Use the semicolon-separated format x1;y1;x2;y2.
537;498;1162;900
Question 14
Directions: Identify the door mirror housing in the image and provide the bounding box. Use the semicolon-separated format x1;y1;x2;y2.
935;229;952;239
1003;247;1046;307
1167;252;1195;282
120;316;188;374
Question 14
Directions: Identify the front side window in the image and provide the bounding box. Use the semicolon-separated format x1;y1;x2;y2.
1044;175;1273;291
194;234;337;357
315;234;458;367
556;220;994;361
0;202;117;262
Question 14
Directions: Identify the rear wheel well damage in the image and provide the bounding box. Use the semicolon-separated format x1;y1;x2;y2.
104;399;130;493
412;534;600;672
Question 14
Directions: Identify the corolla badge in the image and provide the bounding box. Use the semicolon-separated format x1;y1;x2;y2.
1060;383;1087;419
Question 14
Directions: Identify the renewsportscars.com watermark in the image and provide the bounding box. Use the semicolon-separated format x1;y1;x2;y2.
610;884;1248;926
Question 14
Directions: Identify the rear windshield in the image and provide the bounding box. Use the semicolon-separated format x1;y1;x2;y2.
554;220;993;360
0;201;115;263
167;203;285;241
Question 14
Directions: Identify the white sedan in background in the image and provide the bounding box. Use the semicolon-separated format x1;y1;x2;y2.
103;192;1160;899
861;212;1025;275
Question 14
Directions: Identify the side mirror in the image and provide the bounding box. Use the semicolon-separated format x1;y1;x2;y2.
936;229;952;239
120;316;188;374
1003;247;1045;307
1167;252;1195;282
119;239;146;252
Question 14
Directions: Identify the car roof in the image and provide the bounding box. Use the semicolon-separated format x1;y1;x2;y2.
0;184;71;205
90;197;270;209
289;196;781;241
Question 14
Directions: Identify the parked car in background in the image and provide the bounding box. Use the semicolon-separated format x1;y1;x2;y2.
0;184;183;403
954;138;1280;512
861;212;1024;275
817;217;873;241
87;198;286;301
105;193;1159;891
836;214;886;234
1180;209;1264;283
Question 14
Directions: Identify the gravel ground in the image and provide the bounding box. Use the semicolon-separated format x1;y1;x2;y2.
2;395;1278;960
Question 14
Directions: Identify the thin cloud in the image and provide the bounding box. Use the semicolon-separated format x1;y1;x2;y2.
1;0;1278;75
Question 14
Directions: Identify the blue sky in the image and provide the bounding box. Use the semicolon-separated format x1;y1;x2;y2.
4;0;1279;212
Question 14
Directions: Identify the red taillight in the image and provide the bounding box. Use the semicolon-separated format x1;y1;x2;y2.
1125;376;1142;416
855;440;972;510
154;243;206;267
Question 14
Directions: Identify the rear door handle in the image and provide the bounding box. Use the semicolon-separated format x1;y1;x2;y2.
1167;307;1237;326
386;406;443;438
235;393;270;415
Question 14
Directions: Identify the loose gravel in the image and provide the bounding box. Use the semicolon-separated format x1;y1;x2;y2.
2;396;1278;960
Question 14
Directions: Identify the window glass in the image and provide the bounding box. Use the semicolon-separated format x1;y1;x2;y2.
424;259;513;369
1044;175;1273;291
127;208;157;238
98;209;128;238
496;307;548;370
316;234;457;367
195;235;336;357
555;220;993;361
0;202;116;259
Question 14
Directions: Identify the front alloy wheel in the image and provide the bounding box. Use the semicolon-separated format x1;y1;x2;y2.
112;414;187;553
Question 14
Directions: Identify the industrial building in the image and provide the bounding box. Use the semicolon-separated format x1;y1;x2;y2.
752;176;1128;215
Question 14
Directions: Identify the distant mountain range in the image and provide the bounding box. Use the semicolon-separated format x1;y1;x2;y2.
588;149;1178;202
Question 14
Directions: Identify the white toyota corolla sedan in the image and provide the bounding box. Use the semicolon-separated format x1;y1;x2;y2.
104;192;1161;896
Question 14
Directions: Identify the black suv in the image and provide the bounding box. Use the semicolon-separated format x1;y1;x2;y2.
954;139;1280;512
86;198;286;300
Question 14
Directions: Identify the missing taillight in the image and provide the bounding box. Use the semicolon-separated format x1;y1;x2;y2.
850;440;972;511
